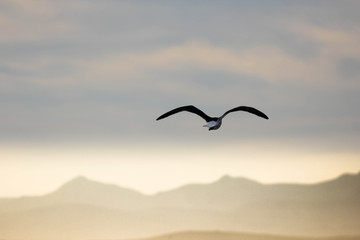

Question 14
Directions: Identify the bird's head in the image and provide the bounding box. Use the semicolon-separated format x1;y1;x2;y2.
210;125;222;131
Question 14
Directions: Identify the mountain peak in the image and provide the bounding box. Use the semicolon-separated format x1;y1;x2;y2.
56;176;100;191
66;175;93;185
68;175;90;183
44;176;147;210
50;176;145;200
215;175;260;186
218;175;233;181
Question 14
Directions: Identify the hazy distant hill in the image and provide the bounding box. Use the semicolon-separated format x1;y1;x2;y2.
0;172;360;240
136;230;360;240
0;176;149;212
154;173;360;209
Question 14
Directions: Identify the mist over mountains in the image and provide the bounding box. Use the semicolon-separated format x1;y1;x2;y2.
0;172;359;240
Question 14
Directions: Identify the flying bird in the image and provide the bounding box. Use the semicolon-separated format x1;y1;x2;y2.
156;105;269;131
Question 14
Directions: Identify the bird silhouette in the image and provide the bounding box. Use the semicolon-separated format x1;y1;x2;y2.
156;105;268;130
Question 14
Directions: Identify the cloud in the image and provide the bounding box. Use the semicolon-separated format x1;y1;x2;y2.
293;24;360;49
3;0;57;19
74;41;339;86
5;36;356;92
290;23;360;83
2;1;359;89
0;0;79;44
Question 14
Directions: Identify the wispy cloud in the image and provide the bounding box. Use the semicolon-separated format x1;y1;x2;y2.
74;41;349;86
290;23;360;83
0;0;79;44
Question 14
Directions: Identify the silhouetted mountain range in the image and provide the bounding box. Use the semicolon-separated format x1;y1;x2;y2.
138;230;360;240
0;172;359;240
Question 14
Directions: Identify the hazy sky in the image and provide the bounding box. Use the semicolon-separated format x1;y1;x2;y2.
1;0;360;197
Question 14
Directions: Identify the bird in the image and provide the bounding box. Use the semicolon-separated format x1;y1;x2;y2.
156;105;269;131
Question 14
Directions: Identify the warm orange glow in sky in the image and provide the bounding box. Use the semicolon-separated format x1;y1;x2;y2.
2;142;359;197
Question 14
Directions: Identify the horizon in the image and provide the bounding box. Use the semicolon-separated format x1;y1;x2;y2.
2;168;359;198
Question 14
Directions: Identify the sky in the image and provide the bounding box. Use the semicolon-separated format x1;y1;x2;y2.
1;0;360;197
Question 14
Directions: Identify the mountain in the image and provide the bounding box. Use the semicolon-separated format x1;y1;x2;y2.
138;230;360;240
0;172;360;240
153;173;360;211
153;175;264;210
0;176;149;213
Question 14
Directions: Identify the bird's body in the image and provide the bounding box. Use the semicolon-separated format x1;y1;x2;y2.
156;105;268;131
203;120;220;130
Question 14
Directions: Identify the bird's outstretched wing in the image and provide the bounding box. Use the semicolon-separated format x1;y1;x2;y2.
156;105;213;122
220;106;269;119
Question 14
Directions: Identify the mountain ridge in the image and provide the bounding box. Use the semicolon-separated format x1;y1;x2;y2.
137;230;360;240
1;171;360;239
2;171;359;200
1;171;360;212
